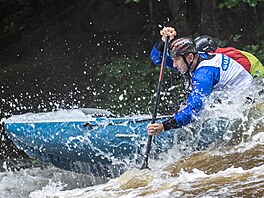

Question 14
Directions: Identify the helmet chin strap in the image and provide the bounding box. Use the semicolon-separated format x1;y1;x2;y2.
181;54;193;72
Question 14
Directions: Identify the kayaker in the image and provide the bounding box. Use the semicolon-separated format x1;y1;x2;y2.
147;27;254;136
194;35;264;79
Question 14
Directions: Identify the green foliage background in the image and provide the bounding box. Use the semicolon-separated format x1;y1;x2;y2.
218;0;264;8
217;0;264;62
92;57;188;115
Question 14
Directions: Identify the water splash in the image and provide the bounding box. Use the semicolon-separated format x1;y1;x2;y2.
1;79;264;198
28;132;264;198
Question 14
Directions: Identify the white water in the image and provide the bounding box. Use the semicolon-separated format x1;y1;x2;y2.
0;131;263;198
1;82;264;198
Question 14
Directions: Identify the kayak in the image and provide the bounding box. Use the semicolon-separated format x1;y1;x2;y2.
1;108;175;177
2;107;230;177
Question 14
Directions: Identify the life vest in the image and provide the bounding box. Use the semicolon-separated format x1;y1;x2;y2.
215;47;264;79
238;50;264;79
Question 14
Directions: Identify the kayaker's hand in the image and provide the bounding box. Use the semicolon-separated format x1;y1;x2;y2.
147;123;164;136
160;27;177;42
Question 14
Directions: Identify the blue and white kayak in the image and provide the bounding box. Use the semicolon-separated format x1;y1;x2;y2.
2;108;175;176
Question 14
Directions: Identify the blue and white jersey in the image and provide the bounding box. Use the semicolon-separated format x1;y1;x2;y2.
196;53;253;92
150;44;253;127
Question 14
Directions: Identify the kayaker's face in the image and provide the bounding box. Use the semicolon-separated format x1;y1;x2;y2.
172;56;188;74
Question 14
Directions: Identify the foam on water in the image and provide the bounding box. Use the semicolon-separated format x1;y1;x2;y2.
28;164;264;198
28;132;264;198
0;130;263;198
0;164;108;198
1;81;264;197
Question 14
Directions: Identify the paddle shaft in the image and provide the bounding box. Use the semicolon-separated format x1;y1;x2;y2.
141;36;170;169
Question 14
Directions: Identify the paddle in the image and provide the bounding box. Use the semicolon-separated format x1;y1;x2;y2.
141;36;170;169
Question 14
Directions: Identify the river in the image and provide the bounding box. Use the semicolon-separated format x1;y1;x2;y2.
0;82;264;198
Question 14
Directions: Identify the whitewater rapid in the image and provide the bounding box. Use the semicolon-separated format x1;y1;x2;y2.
0;132;263;198
1;81;264;197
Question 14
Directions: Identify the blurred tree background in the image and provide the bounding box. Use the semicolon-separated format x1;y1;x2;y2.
0;0;264;117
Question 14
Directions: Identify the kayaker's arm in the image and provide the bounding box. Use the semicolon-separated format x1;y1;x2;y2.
150;42;177;71
162;66;219;131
